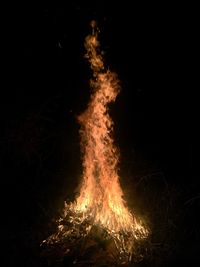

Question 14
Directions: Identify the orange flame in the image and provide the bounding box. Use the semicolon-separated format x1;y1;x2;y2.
66;21;148;238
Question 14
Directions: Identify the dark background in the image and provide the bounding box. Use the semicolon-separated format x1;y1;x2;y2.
1;2;197;266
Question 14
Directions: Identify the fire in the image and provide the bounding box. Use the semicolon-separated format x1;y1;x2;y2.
43;21;148;263
74;21;145;236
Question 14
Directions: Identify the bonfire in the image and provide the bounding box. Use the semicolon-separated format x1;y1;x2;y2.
42;21;148;265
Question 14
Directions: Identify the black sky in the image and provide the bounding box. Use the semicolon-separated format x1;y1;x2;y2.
4;3;191;182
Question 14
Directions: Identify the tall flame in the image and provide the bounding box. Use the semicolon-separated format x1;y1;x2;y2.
69;21;147;237
43;21;148;262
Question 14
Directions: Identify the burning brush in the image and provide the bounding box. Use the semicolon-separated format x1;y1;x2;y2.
41;21;149;265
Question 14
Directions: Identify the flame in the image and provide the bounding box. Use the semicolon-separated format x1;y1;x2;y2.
44;21;148;262
72;21;144;236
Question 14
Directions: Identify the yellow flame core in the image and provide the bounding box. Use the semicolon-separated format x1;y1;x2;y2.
66;22;148;238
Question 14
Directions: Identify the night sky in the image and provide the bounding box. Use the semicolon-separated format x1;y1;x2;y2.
1;3;196;267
